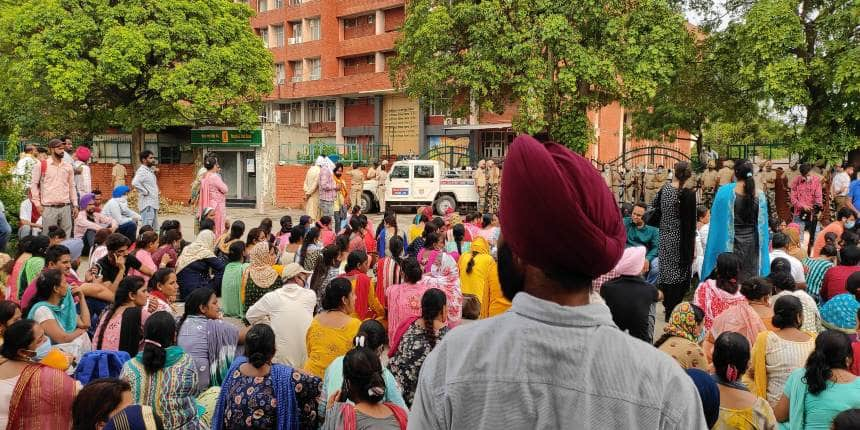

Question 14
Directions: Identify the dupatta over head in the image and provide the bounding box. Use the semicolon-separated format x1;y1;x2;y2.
701;183;770;280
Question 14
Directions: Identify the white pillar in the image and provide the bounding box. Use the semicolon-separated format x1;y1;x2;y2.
375;10;384;35
300;100;308;127
335;97;345;145
374;52;385;73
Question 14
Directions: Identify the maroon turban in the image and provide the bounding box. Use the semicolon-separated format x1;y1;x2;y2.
500;135;625;277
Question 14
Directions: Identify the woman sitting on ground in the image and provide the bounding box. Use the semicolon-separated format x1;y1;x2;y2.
693;252;746;332
120;311;207;430
214;220;244;259
16;235;50;302
655;302;708;371
774;330;860;429
93;276;149;356
769;257;822;334
386;257;429;348
278;225;305;265
300;227;323;271
321;320;407;419
129;231;167;284
177;287;246;392
151;229;182;270
376;236;405;309
340;250;383;321
323;346;409;429
220;241;248;319
415;232;463;327
72;377;163;430
143;268;179;322
711;331;777;429
750;295;815;406
241;242;281;311
0;319;76;428
175;229;226;300
308;245;345;309
389;288;450;406
705;276;772;361
212;324;323;429
305;278;361;378
4;236;32;303
0;300;21;343
25;268;91;359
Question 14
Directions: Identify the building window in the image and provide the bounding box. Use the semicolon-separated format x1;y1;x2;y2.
343;15;374;28
307;18;321;41
343;55;376;76
259;28;269;48
481;130;514;159
290;61;303;82
93;141;133;164
308;100;336;123
258;0;268;12
273;0;283;8
289;0;301;5
275;63;285;84
272;25;284;47
143;143;182;164
289;22;302;44
427;101;451;117
308;58;321;80
277;102;302;125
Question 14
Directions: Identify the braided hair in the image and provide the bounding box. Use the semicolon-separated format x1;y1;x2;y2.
420;288;447;348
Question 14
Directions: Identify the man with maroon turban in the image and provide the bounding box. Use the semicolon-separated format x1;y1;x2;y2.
409;135;706;429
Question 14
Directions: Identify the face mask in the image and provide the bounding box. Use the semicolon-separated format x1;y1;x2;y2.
28;338;52;362
847;221;856;230
696;327;706;344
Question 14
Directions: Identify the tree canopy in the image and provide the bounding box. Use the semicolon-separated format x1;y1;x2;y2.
0;0;273;146
390;0;695;153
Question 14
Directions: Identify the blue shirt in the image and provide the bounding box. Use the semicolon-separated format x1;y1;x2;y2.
820;293;859;330
848;179;860;210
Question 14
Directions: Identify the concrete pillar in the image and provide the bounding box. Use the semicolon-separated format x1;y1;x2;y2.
335;97;345;145
300;100;308;127
373;95;382;153
375;10;384;35
374;52;385;73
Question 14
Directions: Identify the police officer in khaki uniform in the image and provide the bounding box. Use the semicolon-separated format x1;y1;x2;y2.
377;160;389;212
701;160;719;206
612;166;623;203
717;159;735;187
473;160;487;213
349;163;365;210
623;167;638;203
644;165;659;205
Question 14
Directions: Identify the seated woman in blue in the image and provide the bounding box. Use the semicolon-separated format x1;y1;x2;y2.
774;330;860;429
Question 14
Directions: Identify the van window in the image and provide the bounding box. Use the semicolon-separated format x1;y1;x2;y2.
414;165;435;179
390;165;409;179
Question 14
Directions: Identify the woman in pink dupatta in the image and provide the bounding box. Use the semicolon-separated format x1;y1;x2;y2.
415;238;462;328
693;252;747;332
4;236;34;303
198;156;229;237
703;277;771;360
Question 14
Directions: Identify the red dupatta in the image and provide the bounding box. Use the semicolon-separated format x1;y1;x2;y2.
340;403;408;430
342;270;377;320
7;363;76;429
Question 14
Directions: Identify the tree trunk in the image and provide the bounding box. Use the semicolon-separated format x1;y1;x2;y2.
131;126;144;170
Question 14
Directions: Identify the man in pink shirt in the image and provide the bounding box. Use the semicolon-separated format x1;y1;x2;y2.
30;139;78;237
790;163;823;250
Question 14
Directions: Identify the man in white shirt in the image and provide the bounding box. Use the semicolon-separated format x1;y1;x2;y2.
14;144;37;185
18;190;42;238
832;163;853;211
245;263;316;367
770;232;807;289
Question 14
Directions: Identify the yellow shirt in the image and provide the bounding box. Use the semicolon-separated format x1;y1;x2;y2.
304;317;361;377
459;237;510;318
408;224;424;244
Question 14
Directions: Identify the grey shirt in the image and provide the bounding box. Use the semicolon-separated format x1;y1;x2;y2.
131;165;159;210
408;292;707;430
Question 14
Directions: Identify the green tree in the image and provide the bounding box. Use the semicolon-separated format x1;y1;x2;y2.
693;0;860;161
389;0;694;153
0;0;273;160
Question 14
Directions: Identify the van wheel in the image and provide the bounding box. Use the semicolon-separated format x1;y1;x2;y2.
360;192;376;213
434;195;457;215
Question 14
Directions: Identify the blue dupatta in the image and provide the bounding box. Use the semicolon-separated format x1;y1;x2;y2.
210;356;298;430
702;183;770;280
27;289;78;332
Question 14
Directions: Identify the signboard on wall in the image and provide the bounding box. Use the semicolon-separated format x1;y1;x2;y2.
191;129;262;147
382;95;419;155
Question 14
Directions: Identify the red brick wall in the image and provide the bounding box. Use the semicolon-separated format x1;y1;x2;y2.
90;163;196;203
384;7;405;32
274;165;369;208
344;101;375;127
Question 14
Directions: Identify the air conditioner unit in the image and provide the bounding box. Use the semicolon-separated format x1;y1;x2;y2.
288;37;296;44
272;110;282;124
454;117;467;125
443;118;453;125
277;78;285;85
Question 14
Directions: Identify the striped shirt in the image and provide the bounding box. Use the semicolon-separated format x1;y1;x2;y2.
409;293;708;429
762;331;815;404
